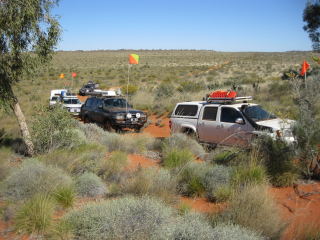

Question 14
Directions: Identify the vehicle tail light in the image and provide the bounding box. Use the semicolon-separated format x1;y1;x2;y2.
169;120;171;129
276;130;282;138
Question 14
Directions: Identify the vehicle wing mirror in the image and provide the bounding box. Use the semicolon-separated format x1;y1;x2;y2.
130;105;133;108
98;105;103;109
235;118;244;124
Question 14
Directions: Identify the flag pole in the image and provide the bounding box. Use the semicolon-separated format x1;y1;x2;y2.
127;63;130;113
305;72;307;89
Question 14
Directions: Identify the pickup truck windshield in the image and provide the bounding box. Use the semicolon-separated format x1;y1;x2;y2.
104;98;129;108
243;105;276;122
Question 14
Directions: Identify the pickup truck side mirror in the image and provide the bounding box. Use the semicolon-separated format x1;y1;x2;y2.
235;118;244;124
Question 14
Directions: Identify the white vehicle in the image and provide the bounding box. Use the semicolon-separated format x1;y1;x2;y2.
169;91;296;147
50;89;67;106
61;93;82;116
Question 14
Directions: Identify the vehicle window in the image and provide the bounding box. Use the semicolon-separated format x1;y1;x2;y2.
92;98;98;108
70;99;81;104
104;99;114;108
104;98;129;108
220;107;243;123
243;105;276;121
174;105;198;116
85;98;92;107
63;99;71;104
52;96;58;101
97;99;102;107
202;107;218;121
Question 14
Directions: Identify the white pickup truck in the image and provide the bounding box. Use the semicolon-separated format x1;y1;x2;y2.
169;92;295;147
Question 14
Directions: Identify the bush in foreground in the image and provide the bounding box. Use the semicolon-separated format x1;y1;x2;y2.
75;172;107;197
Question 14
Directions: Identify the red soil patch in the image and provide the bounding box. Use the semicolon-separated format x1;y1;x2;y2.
144;114;171;138
124;154;161;172
270;182;320;239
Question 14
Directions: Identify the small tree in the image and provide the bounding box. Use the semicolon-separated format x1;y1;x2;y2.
0;0;62;156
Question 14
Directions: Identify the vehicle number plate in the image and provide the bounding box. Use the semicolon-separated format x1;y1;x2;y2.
131;118;138;122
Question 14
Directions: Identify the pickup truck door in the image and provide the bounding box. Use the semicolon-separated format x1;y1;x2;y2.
217;107;250;146
91;98;103;122
197;106;220;144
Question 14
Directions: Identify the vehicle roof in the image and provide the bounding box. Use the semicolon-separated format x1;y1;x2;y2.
175;101;258;108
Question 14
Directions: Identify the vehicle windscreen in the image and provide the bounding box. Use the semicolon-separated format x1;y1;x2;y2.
83;85;92;88
243;105;276;122
52;96;58;101
63;99;81;104
104;98;129;108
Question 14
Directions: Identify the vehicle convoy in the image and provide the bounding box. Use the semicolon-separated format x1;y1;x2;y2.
49;89;67;106
61;93;82;116
81;91;147;132
169;91;296;147
79;81;99;96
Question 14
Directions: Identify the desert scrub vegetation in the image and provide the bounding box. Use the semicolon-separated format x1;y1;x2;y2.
75;172;107;197
65;195;265;240
0;158;73;202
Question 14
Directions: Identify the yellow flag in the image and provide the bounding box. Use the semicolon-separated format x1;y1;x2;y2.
60;73;64;79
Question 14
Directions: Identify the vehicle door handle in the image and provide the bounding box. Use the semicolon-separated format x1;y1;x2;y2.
199;122;205;125
217;124;224;128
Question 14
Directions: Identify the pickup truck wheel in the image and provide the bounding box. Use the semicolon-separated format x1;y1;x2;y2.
84;116;90;124
104;120;116;133
134;126;145;133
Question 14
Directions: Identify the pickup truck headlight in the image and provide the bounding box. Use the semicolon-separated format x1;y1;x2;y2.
116;114;124;120
126;113;132;118
136;113;141;118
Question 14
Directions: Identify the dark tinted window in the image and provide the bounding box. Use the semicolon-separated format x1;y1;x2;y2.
92;98;98;108
202;107;218;121
220;107;243;123
97;99;102;107
174;105;198;116
85;98;92;107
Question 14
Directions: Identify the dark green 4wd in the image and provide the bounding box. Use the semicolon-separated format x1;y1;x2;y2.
80;91;147;133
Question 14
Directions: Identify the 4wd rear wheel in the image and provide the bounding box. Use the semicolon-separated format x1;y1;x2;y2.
104;120;116;133
84;116;90;124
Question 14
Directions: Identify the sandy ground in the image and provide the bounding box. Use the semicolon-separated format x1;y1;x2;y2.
1;95;319;239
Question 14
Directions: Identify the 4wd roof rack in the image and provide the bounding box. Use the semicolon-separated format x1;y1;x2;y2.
204;91;252;104
85;91;123;98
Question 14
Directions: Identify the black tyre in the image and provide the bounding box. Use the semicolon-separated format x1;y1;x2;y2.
104;120;116;133
84;116;90;124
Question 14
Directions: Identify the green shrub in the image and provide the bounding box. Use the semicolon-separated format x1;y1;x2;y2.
213;184;233;203
212;223;266;240
123;168;178;204
219;183;286;239
105;150;128;178
75;172;107;197
53;185;76;208
0;147;13;182
0;159;72;201
32;105;81;154
163;148;194;169
14;194;57;235
232;164;268;186
65;196;175;239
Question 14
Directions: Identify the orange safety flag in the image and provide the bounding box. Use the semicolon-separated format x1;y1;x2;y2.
66;83;69;85
129;53;139;64
301;60;309;76
60;73;64;79
72;72;77;77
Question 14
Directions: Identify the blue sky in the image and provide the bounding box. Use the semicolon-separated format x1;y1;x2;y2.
52;0;311;52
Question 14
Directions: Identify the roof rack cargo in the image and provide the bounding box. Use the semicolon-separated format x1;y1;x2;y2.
85;91;118;97
205;91;252;104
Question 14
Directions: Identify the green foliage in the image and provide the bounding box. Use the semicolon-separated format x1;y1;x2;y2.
0;0;62;104
65;196;175;239
0;158;72;201
105;150;128;178
232;164;268;186
212;223;266;240
32;105;81;154
123;168;178;204
163;148;194;169
178;81;202;92
53;185;76;209
303;1;320;51
219;183;286;239
14;194;57;235
0;147;13;182
75;172;107;197
155;82;174;100
257;135;298;187
122;84;139;95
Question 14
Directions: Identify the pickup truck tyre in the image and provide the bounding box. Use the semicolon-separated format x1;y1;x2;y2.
84;116;90;124
104;120;116;133
183;128;198;141
134;126;145;133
